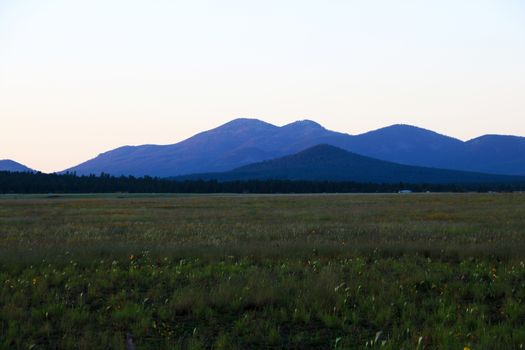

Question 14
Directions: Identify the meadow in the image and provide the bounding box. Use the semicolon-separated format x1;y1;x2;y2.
1;193;525;349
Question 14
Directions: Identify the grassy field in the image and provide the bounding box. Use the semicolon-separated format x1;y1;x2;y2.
1;193;525;349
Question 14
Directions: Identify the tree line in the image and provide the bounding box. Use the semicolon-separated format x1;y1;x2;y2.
0;171;524;194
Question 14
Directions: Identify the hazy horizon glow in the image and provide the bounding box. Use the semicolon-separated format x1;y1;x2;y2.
1;0;524;172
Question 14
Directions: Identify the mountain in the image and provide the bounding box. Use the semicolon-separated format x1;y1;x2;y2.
460;135;525;175
0;160;34;173
64;118;525;177
346;124;465;169
348;126;525;175
64;118;344;177
176;145;525;184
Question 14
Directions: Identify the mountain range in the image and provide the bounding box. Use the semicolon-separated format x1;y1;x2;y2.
175;144;525;184
0;160;34;173
64;118;525;177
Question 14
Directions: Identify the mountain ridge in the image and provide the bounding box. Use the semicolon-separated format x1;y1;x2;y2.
0;160;34;173
64;118;525;177
175;144;525;184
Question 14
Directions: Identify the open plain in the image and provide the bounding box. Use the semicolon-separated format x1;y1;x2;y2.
1;193;525;349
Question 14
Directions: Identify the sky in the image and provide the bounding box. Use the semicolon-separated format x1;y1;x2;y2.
1;0;524;173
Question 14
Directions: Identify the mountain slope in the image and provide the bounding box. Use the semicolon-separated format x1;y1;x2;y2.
0;160;34;173
64;119;525;177
64;118;345;177
177;145;525;184
347;124;465;169
460;135;525;175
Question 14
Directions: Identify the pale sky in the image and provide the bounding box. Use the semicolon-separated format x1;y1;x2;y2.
1;0;524;173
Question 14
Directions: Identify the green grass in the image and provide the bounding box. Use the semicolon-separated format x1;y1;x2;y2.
1;193;525;349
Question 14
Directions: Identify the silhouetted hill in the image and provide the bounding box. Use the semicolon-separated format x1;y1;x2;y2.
0;160;34;173
64;118;340;177
177;145;525;184
64;119;525;177
346;124;465;169
460;135;525;175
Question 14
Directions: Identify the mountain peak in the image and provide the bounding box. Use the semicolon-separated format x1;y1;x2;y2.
374;123;436;134
361;124;462;142
468;134;525;143
0;159;18;165
297;144;346;154
282;119;325;130
0;159;34;173
217;118;276;130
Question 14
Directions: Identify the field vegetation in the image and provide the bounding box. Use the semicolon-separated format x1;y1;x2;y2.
1;193;525;349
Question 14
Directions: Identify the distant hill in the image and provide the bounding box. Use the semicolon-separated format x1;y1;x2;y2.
63;119;340;177
0;160;34;173
64;118;525;177
348;126;525;175
176;145;525;184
